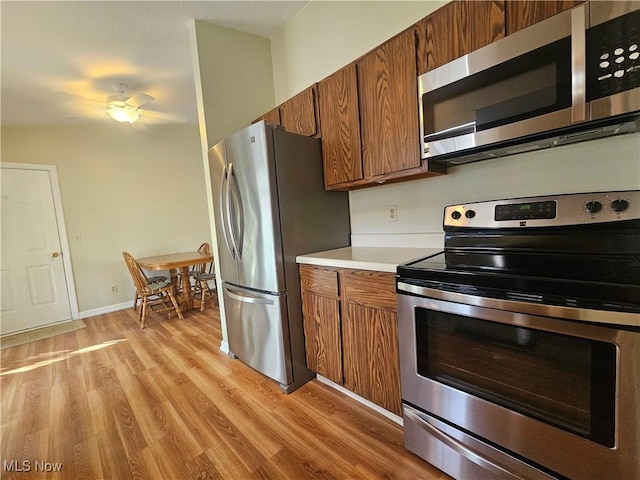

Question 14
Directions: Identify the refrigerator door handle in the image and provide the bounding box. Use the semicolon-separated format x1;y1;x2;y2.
224;285;275;305
227;162;244;258
219;166;235;258
225;162;241;258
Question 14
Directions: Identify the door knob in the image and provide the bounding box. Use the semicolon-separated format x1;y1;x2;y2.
51;252;60;257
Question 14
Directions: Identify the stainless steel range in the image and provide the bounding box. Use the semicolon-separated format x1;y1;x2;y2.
396;191;640;480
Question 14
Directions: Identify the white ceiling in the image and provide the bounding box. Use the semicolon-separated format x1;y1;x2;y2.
1;1;308;127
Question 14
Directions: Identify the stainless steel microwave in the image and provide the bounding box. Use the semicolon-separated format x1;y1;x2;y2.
419;1;640;166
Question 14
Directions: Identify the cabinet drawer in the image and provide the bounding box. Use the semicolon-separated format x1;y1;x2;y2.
299;264;339;298
341;270;397;311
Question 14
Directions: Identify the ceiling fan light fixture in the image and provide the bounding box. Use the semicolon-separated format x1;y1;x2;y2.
107;103;140;124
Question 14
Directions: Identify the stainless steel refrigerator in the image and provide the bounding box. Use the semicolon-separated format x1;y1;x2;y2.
208;121;350;392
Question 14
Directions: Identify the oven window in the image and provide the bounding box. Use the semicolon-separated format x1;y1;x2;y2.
415;309;616;447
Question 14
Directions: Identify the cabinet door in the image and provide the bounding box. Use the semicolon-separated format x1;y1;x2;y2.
279;85;318;137
253;107;281;126
416;1;505;75
317;63;363;189
340;270;402;416
506;1;584;34
301;292;342;384
299;265;342;384
357;29;420;178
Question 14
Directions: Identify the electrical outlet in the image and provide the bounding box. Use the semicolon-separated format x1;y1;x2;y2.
387;205;398;222
109;284;118;294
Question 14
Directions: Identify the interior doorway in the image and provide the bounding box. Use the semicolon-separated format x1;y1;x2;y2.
1;163;78;335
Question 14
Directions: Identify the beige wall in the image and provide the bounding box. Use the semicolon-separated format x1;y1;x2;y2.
270;1;640;247
192;21;275;148
271;0;445;103
349;133;640;246
1;124;210;313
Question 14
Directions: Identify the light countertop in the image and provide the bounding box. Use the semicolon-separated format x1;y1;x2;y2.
296;246;441;273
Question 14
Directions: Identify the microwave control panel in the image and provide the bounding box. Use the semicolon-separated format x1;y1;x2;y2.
587;8;640;101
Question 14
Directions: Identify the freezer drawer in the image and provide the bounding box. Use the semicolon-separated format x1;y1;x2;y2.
223;283;293;388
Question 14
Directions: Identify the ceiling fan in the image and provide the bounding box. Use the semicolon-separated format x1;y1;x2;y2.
61;82;184;126
106;89;154;124
104;83;186;126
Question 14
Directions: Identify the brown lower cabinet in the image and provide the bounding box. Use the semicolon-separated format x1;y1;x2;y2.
300;266;342;384
300;264;402;416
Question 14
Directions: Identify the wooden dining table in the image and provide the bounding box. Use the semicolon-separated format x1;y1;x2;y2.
137;251;213;311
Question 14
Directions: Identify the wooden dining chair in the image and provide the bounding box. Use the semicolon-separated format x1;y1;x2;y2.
122;252;184;328
191;242;217;311
133;272;167;311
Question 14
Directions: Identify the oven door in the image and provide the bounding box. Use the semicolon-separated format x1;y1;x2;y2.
397;284;640;480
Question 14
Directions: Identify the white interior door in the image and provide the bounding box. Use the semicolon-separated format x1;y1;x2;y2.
1;166;73;335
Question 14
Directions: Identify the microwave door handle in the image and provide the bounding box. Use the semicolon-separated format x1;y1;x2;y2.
404;407;528;480
219;166;235;258
571;4;587;123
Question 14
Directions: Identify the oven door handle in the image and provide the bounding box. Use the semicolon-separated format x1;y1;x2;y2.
397;282;639;327
404;407;529;480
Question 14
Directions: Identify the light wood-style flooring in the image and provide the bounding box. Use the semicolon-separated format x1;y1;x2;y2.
1;306;450;479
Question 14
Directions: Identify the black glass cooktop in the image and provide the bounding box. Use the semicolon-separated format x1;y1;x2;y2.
399;192;640;315
397;250;640;314
403;250;640;284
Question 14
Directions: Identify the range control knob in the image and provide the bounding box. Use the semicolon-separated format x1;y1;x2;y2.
584;201;602;214
451;210;462;220
610;199;629;213
465;209;476;219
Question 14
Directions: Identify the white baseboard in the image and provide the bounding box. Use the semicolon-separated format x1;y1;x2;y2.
316;375;403;426
78;301;131;320
219;339;230;355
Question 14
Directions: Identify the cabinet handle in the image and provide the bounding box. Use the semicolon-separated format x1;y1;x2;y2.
51;252;60;258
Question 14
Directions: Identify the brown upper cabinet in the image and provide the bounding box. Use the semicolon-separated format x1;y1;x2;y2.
254;107;281;127
318;28;443;191
317;63;363;188
253;85;318;136
257;0;584;191
506;1;586;34
279;85;319;137
358;29;421;178
416;0;505;75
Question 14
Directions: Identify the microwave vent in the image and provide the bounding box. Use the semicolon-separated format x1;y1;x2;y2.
448;151;497;166
434;114;640;168
503;143;551;156
553;126;622;146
